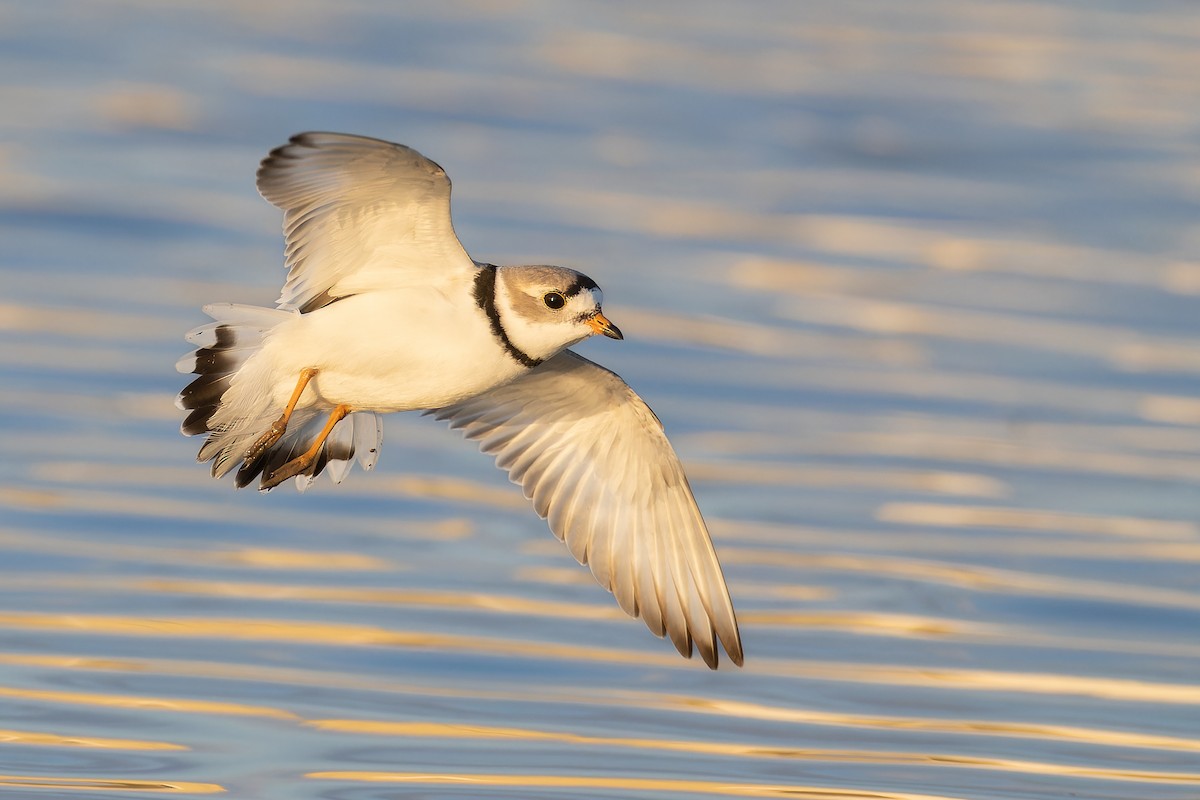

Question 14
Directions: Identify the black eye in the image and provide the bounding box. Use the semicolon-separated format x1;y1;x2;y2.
543;292;565;309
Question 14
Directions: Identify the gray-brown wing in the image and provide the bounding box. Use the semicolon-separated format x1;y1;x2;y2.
256;132;477;312
430;350;743;668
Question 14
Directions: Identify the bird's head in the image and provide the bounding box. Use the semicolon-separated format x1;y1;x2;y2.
494;265;622;363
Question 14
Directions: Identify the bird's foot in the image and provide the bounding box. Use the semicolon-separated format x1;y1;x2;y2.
259;402;349;491
244;367;321;467
261;452;315;490
244;416;288;465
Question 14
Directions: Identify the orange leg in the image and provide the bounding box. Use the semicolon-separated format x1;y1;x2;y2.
244;367;318;464
261;403;349;489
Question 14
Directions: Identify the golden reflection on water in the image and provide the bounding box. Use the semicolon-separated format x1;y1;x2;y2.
365;474;528;511
733;610;992;638
100;576;625;621
27;456;523;525
719;547;1200;610
769;290;1200;374
682;411;1200;479
685;461;1007;497
1141;395;1200;426
1;475;471;541
715;520;1200;564
754;661;1200;704
725;362;1200;429
0;528;391;572
829;431;1200;482
876;502;1198;539
305;770;970;799
11;570;1200;662
0;610;679;667
7;648;1200;770
0;483;383;535
739;608;1200;660
643;692;1200;754
725;225;1177;290
307;720;1200;785
0;684;298;721
0;775;225;794
3;608;1199;708
0;728;186;750
684;414;1200;456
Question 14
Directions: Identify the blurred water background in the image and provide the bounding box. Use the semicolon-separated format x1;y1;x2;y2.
2;2;1200;798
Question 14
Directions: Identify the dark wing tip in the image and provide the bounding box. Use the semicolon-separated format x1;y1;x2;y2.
716;614;745;668
695;637;744;670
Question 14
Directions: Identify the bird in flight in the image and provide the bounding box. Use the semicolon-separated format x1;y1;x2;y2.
177;132;742;668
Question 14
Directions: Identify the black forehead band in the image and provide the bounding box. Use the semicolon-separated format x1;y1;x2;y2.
563;275;598;297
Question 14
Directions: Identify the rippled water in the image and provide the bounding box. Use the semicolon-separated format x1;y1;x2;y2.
3;2;1200;798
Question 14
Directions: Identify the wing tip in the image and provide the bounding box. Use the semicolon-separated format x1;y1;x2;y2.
665;617;744;670
723;639;746;669
695;639;744;671
257;132;443;190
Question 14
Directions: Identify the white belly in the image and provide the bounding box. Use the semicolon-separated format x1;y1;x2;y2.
260;286;526;412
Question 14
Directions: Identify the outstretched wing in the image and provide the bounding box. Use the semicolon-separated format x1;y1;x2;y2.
430;350;743;668
256;132;478;312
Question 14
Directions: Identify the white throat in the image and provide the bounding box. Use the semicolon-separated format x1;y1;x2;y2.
489;266;596;365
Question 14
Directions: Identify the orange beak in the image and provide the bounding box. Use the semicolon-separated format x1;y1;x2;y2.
587;311;623;340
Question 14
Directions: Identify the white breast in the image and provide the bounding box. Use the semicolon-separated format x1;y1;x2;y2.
260;285;527;413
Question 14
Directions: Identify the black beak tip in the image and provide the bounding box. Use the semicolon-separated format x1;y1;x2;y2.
605;324;624;341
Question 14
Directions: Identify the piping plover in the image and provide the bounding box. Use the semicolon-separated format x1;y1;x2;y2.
177;132;742;668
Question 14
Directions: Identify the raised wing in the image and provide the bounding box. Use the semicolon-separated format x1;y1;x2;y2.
256;132;477;312
430;350;743;668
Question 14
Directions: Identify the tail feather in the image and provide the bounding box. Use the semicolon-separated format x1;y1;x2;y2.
178;373;235;427
324;413;359;484
177;303;382;491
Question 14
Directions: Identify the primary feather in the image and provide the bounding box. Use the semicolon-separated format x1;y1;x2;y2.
431;350;743;668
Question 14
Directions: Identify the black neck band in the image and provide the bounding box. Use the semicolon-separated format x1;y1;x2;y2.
474;265;542;368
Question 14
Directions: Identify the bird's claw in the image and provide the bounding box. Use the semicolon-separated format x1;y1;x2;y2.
261;454;313;490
